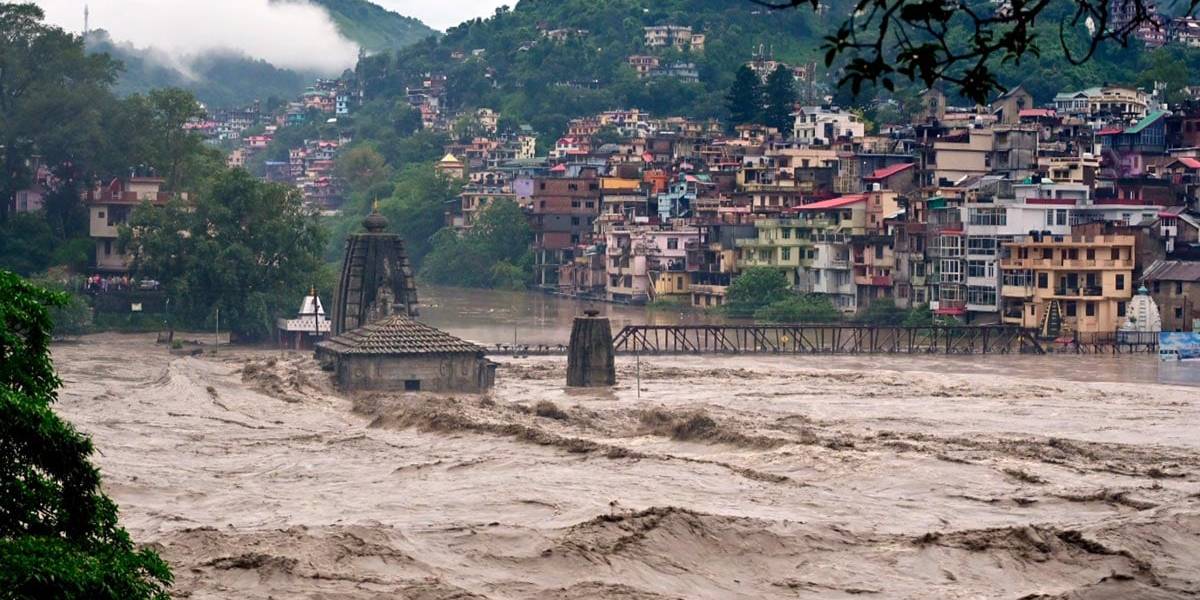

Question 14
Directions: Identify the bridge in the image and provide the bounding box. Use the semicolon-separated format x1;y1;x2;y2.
610;324;1045;355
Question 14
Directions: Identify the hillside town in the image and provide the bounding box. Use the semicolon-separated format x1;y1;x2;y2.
16;53;1197;342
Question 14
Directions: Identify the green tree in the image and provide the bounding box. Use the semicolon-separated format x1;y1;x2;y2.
762;65;796;135
726;64;763;128
0;270;171;599
0;3;120;223
378;165;462;265
420;199;534;289
123;169;327;341
755;294;840;323
726;267;791;317
0;213;54;275
334;144;392;194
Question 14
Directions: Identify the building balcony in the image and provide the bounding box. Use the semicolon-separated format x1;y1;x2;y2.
1050;286;1107;298
1001;284;1034;298
854;274;893;287
1000;258;1133;270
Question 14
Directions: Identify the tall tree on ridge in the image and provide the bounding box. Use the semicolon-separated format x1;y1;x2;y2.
762;65;796;135
726;64;764;128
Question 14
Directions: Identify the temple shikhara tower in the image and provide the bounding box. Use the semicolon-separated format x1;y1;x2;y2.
318;205;495;392
330;205;419;335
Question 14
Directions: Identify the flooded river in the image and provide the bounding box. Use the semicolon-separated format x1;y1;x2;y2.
420;285;1200;387
46;286;1200;598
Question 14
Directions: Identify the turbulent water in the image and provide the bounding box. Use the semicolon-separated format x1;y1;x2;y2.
51;290;1200;598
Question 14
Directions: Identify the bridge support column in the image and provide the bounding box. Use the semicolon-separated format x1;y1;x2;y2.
567;310;616;387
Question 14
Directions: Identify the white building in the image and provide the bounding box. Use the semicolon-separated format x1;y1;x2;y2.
793;107;865;146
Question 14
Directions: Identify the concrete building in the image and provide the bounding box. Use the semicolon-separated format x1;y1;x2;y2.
605;226;698;303
794;107;865;146
84;177;173;273
999;233;1136;337
1141;260;1200;331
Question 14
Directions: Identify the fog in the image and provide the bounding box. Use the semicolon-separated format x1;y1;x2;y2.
34;0;359;74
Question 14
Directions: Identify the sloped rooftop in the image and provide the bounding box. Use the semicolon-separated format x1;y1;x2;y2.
316;314;484;356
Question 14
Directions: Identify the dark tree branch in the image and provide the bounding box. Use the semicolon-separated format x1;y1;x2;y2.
752;0;1200;103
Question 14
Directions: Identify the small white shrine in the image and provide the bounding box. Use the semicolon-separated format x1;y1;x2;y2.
276;291;332;350
1120;286;1162;333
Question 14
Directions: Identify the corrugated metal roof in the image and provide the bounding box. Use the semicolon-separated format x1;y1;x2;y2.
864;162;914;180
316;315;484;356
1142;260;1200;283
795;194;867;210
1124;111;1167;135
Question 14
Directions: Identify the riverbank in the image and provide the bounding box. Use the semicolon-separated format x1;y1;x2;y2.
53;333;1200;598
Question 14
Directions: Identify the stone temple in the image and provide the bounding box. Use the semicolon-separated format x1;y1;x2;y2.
317;206;496;393
330;205;419;335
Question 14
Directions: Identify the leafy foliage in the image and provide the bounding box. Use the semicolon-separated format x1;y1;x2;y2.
420;199;535;289
762;65;796;133
123;169;327;341
726;267;792;317
0;270;171;599
755;294;840;322
726;64;764;128
309;0;438;53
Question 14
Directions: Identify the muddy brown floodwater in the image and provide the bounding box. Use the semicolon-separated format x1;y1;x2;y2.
53;288;1200;599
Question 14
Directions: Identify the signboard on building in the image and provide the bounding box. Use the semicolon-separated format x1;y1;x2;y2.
1159;332;1200;361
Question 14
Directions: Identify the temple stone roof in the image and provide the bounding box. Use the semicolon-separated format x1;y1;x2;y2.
316;314;484;356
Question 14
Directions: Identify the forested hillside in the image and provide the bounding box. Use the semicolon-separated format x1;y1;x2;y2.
352;0;1200;137
86;31;314;108
310;0;439;52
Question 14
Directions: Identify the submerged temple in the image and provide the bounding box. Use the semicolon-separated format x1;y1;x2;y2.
331;206;419;335
318;205;495;392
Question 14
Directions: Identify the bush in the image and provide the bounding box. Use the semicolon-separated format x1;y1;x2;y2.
754;295;841;323
0;270;172;599
534;400;568;420
726;267;790;317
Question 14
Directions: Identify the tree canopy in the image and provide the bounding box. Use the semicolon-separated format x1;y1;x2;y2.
0;270;171;599
123;170;327;341
726;267;792;317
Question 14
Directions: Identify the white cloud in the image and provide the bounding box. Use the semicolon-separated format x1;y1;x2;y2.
34;0;359;73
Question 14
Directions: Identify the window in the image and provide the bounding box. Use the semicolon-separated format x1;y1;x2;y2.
967;286;996;306
1177;307;1184;319
875;245;883;259
968;207;1007;226
782;228;791;239
967;237;998;255
1086;249;1095;260
667;237;678;249
1065;302;1077;317
1177;281;1184;295
585;201;594;209
1116;275;1125;291
1117;301;1126;317
782;247;791;260
404;380;421;391
571;200;580;208
1111;248;1120;260
1038;272;1048;288
1085;302;1095;317
103;240;112;256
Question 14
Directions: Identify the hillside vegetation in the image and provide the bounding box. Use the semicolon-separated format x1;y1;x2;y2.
353;0;1200;137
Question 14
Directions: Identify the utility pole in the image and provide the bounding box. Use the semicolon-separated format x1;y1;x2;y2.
214;307;220;349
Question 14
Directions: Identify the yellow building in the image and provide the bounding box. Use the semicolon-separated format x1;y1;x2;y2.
734;218;814;284
999;234;1136;336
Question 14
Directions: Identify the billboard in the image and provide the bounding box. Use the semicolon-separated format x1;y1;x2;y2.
1159;332;1200;361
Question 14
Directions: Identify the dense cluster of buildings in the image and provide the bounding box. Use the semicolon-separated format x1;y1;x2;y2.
435;82;1200;337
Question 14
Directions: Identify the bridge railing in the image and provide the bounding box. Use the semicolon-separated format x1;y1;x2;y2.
611;324;1042;355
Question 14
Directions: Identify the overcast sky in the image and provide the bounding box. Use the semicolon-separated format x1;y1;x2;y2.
33;0;511;73
375;0;508;30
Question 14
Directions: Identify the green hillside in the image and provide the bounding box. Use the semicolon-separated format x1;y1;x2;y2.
352;0;1200;137
309;0;438;52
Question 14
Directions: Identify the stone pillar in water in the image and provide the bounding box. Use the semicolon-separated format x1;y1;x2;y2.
567;310;616;387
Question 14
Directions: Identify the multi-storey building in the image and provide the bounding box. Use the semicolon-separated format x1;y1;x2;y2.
530;174;602;287
85;177;176;273
605;226;698;303
999;233;1136;336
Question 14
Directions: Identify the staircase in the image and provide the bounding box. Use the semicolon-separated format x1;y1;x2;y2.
1040;300;1063;339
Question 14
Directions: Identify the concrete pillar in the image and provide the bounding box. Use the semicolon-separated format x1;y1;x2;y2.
567;310;616;387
